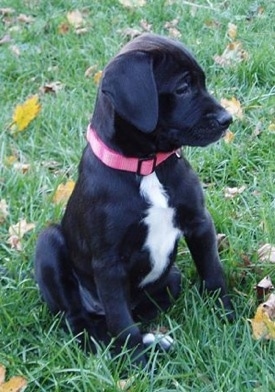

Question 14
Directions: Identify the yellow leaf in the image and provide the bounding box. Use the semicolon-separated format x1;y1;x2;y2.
250;294;275;340
4;155;17;166
268;123;275;132
53;179;75;204
223;130;235;143
93;70;103;85
220;97;243;119
12;95;41;132
0;365;27;392
0;377;27;392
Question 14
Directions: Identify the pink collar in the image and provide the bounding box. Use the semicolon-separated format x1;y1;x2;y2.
86;126;177;176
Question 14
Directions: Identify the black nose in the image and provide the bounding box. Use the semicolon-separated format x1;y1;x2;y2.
216;111;233;128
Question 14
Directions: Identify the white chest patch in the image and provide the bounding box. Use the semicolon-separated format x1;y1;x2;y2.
139;173;181;287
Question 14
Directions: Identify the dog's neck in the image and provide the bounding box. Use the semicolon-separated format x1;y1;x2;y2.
86;125;178;176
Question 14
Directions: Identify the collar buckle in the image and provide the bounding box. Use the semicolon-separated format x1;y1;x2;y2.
137;155;157;175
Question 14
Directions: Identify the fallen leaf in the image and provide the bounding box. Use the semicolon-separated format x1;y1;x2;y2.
84;65;98;78
139;19;152;32
39;81;64;94
227;23;237;40
120;27;142;40
17;14;34;23
67;10;85;29
13;162;31;174
268;123;275;132
255;276;274;300
93;70;103;85
11;95;41;132
0;34;12;45
223;130;235;143
0;199;9;223
250;294;275;340
224;185;246;198
258;244;275;263
10;45;21;57
58;22;70;35
0;8;15;15
117;376;136;391
118;0;146;8
220;97;243;119
214;41;249;67
216;233;230;251
0;365;27;392
252;122;262;138
52;179;75;204
164;19;181;38
7;219;35;251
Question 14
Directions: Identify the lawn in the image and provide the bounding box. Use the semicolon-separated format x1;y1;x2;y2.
0;0;275;390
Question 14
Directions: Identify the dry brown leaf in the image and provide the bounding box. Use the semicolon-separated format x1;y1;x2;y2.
53;179;75;204
223;130;235;143
216;233;229;252
224;185;246;199
220;97;243;119
11;95;41;132
9;219;35;238
118;0;146;7
139;19;152;32
0;34;12;45
0;8;15;15
258;244;275;263
117;376;136;391
164;19;181;38
7;219;35;251
0;365;27;392
67;10;85;29
227;23;237;40
13;163;31;174
255;276;274;300
0;199;9;223
214;41;249;67
39;81;64;94
10;44;21;57
17;14;34;23
250;294;275;340
58;22;70;35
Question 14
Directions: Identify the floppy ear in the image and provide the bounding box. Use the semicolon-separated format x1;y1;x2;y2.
101;51;158;133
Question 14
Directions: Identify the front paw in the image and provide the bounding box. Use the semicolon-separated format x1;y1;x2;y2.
142;332;174;351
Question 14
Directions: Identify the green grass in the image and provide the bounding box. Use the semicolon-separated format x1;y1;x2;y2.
1;0;275;390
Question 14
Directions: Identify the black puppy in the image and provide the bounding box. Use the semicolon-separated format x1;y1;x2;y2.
35;33;233;366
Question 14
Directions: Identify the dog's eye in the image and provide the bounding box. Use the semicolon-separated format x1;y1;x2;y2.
175;82;189;96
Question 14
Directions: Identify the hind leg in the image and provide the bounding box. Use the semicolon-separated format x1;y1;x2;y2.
34;224;108;350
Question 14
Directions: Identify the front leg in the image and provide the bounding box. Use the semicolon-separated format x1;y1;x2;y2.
93;258;147;367
184;208;233;315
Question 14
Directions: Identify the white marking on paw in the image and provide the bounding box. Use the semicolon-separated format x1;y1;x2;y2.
142;332;174;351
140;173;181;287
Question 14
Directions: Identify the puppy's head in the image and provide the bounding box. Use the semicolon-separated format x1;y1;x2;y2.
95;33;232;155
